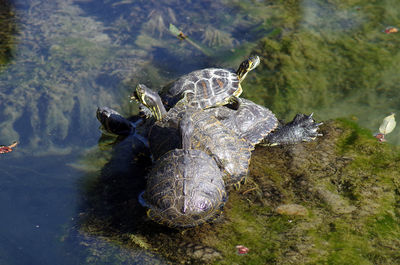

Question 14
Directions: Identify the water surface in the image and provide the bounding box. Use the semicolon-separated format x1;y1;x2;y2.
0;0;399;264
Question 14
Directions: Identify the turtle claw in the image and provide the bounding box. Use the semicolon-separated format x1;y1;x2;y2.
295;113;323;142
264;113;323;145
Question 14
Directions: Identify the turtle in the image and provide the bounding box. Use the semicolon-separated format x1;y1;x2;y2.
132;84;257;188
133;55;260;113
96;106;149;146
139;115;227;228
208;98;322;146
132;85;322;190
96;107;135;136
96;107;227;228
97;87;322;227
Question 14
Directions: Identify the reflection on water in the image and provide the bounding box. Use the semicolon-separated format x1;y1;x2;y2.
0;0;400;263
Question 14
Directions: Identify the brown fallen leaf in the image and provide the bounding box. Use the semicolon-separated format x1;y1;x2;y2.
0;141;18;154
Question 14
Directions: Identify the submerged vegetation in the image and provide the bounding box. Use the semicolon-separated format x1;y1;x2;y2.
232;0;400;144
0;0;16;69
1;0;400;263
1;0;399;153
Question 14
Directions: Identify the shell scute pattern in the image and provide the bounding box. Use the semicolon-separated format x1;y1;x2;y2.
165;68;239;110
213;99;279;146
188;110;253;186
144;149;227;228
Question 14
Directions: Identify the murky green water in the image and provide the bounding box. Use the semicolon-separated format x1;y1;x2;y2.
0;0;399;264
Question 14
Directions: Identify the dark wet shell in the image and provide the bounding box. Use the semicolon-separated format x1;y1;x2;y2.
162;68;239;110
147;99;278;188
148;107;253;186
189;110;253;186
143;149;227;228
148;124;180;160
213;98;279;146
96;107;134;136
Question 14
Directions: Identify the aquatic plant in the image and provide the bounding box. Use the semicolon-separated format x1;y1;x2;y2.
0;0;17;69
230;0;400;144
0;0;148;154
0;0;277;155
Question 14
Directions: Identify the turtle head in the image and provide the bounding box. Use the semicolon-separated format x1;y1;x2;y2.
236;55;260;82
131;84;167;121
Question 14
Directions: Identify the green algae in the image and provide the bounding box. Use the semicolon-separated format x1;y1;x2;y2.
3;0;400;262
0;0;273;155
0;0;149;153
232;0;400;144
0;0;16;69
76;118;400;264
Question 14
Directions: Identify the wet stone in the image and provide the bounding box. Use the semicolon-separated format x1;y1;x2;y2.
275;204;309;216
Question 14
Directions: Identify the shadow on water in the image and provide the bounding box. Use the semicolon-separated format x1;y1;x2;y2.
76;118;173;263
80;132;152;232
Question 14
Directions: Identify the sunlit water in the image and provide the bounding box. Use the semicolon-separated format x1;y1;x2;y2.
0;0;399;264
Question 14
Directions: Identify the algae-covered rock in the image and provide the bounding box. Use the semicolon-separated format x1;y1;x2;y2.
77;118;400;264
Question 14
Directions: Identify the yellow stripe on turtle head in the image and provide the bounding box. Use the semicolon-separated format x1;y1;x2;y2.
236;55;260;82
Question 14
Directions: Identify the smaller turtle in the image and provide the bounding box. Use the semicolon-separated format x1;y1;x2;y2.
209;98;322;146
96;107;135;136
140;115;227;228
96;107;227;228
96;107;150;148
133;55;260;112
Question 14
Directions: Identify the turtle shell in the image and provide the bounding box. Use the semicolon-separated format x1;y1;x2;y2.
143;148;227;228
213;98;279;146
148;107;254;187
188;110;253;186
161;68;239;110
96;107;134;136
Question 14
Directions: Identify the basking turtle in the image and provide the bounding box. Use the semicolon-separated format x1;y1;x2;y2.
134;55;260;112
140;116;227;228
97;86;322;227
96;107;227;228
96;106;150;146
132;85;321;189
132;84;255;188
210;98;322;146
96;107;135;136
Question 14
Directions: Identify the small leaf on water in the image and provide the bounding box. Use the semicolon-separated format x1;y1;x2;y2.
379;113;396;135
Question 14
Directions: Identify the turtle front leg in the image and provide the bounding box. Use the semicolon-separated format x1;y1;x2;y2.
225;96;241;110
261;113;322;146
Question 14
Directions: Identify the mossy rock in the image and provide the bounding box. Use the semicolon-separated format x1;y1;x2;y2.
78;119;400;264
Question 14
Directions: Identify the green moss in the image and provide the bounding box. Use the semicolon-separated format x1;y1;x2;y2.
210;119;400;264
77;111;400;264
210;197;294;265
